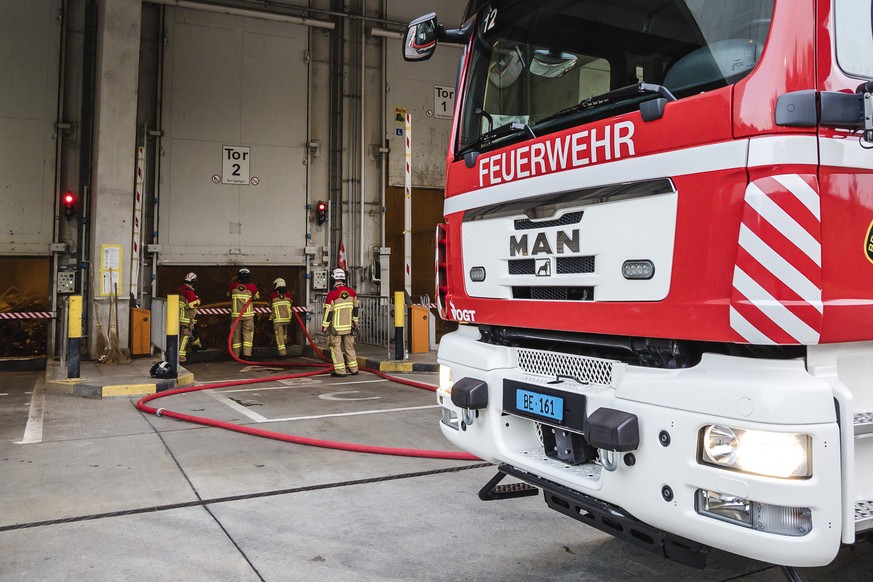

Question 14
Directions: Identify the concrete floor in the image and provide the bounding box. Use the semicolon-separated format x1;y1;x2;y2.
1;362;872;581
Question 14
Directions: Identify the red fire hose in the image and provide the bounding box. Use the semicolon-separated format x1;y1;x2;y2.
136;300;479;461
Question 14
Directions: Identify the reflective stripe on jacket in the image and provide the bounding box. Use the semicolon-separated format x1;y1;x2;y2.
322;286;359;334
177;285;201;325
230;284;258;318
271;294;292;323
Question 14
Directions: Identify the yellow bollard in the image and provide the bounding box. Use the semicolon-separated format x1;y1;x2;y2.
394;291;405;360
167;294;179;374
67;295;82;378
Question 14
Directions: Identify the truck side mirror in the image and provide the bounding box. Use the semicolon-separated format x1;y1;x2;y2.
403;12;438;62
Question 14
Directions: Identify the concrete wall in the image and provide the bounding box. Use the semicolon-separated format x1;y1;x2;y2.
1;0;468;357
88;0;143;350
385;3;467;188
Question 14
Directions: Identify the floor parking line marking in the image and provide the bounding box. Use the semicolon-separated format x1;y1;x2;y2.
204;387;437;424
213;385;303;393
319;390;381;401
215;378;392;393
335;378;412;386
203;389;270;423
239;365;285;372
262;404;440;423
16;377;45;445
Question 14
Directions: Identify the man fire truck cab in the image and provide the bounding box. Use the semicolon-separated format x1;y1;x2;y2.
404;0;873;576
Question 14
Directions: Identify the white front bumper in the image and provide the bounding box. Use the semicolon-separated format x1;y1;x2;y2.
436;327;843;567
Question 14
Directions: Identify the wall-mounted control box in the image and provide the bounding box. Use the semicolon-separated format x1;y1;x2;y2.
57;271;76;294
312;269;327;290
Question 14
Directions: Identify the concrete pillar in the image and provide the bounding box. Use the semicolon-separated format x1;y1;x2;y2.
89;0;142;355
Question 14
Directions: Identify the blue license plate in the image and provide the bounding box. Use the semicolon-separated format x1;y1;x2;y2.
516;389;563;421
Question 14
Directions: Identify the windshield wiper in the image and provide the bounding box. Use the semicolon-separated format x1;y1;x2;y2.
459;121;536;166
536;83;677;126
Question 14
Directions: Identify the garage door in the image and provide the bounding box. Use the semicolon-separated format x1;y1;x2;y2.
0;0;62;256
159;7;308;265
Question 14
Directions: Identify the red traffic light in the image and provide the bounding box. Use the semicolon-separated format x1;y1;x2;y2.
316;200;327;225
62;191;77;218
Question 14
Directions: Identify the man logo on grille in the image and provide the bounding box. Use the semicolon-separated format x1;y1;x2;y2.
536;258;551;277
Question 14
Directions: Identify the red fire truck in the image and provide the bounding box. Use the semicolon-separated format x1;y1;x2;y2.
404;0;873;575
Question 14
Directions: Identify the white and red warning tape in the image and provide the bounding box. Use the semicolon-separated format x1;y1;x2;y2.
2;304;435;321
0;311;55;320
196;306;309;315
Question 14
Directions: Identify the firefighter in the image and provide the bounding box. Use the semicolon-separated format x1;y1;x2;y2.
321;268;359;377
227;267;259;359
177;272;201;363
269;277;293;359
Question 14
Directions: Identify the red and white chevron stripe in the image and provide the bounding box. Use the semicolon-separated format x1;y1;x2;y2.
729;174;822;345
195;306;309;315
0;311;55;320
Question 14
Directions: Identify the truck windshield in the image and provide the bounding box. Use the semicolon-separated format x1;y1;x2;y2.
458;0;774;153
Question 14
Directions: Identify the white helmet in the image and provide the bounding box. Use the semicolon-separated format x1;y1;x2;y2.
273;277;286;289
332;268;346;281
184;272;197;284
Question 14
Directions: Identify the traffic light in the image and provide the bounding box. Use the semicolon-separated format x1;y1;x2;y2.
316;200;327;225
62;191;77;219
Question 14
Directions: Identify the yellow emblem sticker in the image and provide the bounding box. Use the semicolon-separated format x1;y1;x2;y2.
866;220;873;265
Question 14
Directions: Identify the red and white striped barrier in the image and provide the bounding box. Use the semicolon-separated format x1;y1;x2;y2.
1;304;434;320
0;311;55;320
195;306;309;315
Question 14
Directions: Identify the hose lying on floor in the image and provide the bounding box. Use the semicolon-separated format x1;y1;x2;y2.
136;302;480;462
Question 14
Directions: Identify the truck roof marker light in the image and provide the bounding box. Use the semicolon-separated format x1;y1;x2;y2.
622;260;654;280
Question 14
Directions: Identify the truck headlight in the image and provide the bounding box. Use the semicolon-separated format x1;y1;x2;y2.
699;425;811;478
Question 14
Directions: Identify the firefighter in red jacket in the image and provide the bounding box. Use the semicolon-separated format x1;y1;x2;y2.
269;277;293;359
321;268;359;377
177;272;201;363
228;267;259;359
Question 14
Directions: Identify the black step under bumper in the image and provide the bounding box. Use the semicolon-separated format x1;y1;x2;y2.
498;464;709;569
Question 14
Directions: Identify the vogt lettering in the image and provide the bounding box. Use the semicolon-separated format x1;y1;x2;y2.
449;300;477;322
478;121;635;188
510;229;580;257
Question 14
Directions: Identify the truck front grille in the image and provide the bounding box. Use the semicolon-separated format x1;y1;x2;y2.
509;256;595;275
517;348;617;386
513;286;594;301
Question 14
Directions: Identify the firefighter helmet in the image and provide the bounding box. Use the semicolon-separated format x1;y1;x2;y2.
332;268;346;281
149;360;176;379
184;272;197;284
237;268;251;282
273;277;286;289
